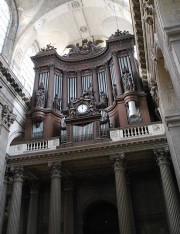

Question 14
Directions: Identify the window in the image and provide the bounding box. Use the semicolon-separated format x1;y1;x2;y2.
0;0;10;52
20;47;36;95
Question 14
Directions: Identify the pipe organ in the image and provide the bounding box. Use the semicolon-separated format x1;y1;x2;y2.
25;30;150;144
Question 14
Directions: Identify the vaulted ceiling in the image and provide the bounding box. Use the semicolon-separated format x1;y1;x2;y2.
14;0;132;55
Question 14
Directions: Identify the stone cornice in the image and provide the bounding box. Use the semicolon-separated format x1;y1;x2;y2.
7;136;167;166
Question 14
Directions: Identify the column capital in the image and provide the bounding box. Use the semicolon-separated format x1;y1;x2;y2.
153;147;170;165
10;166;23;182
48;162;62;178
111;153;126;170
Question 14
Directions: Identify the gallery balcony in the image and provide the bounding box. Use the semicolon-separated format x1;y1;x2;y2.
8;122;166;157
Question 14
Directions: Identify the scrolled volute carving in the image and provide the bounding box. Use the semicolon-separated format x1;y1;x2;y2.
142;0;154;25
111;153;126;169
10;166;24;181
153;147;170;165
2;105;16;128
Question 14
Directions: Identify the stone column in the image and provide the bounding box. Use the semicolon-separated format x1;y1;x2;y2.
6;167;23;234
48;163;62;234
154;148;180;234
0;170;9;234
111;153;135;234
26;182;39;234
112;52;123;95
64;179;74;234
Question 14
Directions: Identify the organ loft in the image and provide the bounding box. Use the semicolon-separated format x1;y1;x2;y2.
3;30;180;234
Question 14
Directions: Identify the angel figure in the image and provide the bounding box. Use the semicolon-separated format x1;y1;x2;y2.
66;43;80;55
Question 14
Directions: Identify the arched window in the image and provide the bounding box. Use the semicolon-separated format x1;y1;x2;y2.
0;0;10;52
20;47;36;95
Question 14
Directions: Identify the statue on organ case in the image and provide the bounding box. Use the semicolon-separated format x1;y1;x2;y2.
53;94;61;111
122;67;135;92
35;83;45;108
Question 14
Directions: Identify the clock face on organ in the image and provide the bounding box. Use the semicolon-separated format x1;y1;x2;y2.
77;104;88;114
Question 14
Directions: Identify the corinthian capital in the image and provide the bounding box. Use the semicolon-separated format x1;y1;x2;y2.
49;162;62;177
153;147;170;165
111;153;126;170
11;166;24;182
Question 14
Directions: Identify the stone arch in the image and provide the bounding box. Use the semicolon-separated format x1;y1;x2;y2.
1;0;18;63
7;130;24;149
78;194;116;234
83;200;119;234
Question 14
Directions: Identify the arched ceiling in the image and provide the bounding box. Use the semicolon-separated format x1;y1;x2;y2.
14;0;132;55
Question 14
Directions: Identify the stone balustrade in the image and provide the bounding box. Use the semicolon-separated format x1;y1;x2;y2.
8;138;59;156
110;123;165;141
7;123;165;156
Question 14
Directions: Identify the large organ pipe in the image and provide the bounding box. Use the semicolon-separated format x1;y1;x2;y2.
112;52;123;95
105;62;113;105
92;68;99;102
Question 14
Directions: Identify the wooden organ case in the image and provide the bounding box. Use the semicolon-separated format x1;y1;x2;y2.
25;30;151;146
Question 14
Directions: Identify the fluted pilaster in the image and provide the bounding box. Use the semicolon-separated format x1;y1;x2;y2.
27;182;39;234
112;153;135;234
48;163;62;234
6;167;23;234
154;148;180;234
